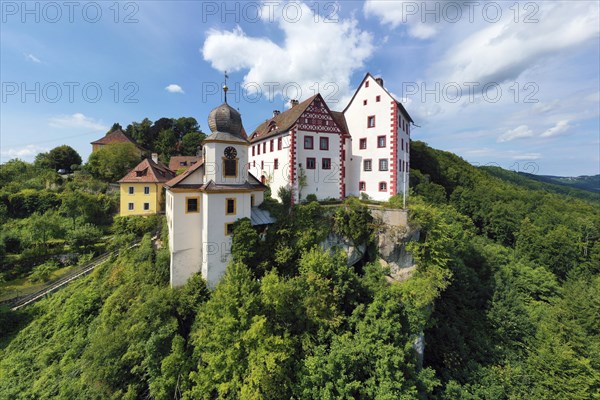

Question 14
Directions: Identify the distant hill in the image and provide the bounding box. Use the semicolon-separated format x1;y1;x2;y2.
479;167;599;202
518;173;599;193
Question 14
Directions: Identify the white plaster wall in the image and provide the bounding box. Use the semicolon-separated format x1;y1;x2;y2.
248;132;291;202
203;142;249;185
201;192;252;287
168;190;203;287
294;129;342;202
344;75;409;201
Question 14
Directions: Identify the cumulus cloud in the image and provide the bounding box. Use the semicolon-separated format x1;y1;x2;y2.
165;84;184;94
363;0;439;38
498;125;534;142
48;113;107;131
1;144;48;159
201;1;374;107
440;2;600;84
540;120;570;138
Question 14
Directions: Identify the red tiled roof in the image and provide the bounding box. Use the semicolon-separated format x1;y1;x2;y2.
164;159;204;188
330;111;349;137
91;129;137;146
117;158;175;183
169;156;202;172
249;95;318;142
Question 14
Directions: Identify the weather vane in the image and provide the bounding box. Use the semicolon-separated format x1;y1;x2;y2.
223;70;229;103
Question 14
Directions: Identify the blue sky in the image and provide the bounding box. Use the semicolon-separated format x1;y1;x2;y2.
1;0;598;176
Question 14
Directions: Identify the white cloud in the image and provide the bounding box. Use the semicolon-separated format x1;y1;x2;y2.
201;2;374;108
48;113;107;131
511;152;542;161
498;125;534;142
439;2;600;84
363;0;439;39
0;144;48;159
165;84;184;94
25;53;41;63
540;119;570;138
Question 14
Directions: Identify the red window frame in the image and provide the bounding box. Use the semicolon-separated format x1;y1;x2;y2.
274;158;279;169
320;137;329;150
379;158;388;171
252;145;255;156
363;159;372;171
270;140;274;152
304;136;314;149
257;144;260;155
359;181;366;191
277;137;282;150
322;158;331;170
363;99;367;106
306;157;316;169
376;95;381;102
367;115;375;128
377;135;386;148
261;160;264;170
359;138;367;150
263;142;266;153
365;81;369;88
379;182;387;192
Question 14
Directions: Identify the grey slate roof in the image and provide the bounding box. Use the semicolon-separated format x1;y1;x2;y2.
251;207;276;226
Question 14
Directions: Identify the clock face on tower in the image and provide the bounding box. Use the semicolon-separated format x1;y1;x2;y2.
224;146;237;159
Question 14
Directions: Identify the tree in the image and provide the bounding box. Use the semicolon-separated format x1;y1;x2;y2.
87;143;141;182
155;129;177;161
47;145;82;172
174;117;200;140
107;123;123;133
66;223;102;252
181;132;205;156
231;218;259;266
126;118;153;149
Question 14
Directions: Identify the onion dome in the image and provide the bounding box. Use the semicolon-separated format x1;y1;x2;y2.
207;84;243;137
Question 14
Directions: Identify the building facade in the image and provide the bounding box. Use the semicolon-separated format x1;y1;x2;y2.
248;73;413;203
117;155;175;216
165;94;271;287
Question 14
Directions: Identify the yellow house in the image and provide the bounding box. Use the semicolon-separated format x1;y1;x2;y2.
117;156;176;216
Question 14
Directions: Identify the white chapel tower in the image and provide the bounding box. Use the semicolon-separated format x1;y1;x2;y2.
164;85;269;287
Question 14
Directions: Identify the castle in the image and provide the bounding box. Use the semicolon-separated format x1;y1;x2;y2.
163;72;413;287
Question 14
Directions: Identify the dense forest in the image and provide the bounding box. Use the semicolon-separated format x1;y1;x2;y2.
0;141;598;399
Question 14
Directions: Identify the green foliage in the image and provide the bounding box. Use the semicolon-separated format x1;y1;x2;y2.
112;214;162;237
181;132;206;156
231;218;259;266
332;196;374;246
28;259;60;283
87;142;141;182
66;223;102;252
36;145;82;172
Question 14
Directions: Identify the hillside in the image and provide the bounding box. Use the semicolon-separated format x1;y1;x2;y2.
1;142;599;399
523;172;600;193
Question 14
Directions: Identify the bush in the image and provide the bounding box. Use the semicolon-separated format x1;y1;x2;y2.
305;194;318;203
28;260;60;283
67;224;103;252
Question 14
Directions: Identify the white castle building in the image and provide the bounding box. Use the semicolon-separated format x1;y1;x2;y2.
166;73;413;287
249;73;413;202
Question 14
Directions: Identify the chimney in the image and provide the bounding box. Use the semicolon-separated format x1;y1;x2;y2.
273;110;280;117
375;77;384;87
290;99;299;107
151;153;158;163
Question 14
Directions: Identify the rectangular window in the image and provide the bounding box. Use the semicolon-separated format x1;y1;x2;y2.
143;202;150;210
253;160;256;167
144;186;150;195
365;81;369;88
376;95;381;102
306;157;316;169
225;223;235;236
257;144;261;155
263;142;266;153
401;138;404;150
274;158;279;169
320;137;329;150
261;160;264;170
128;202;134;210
226;198;236;215
359;138;367;150
359;181;366;191
186;197;199;213
363;99;367;105
223;159;238;177
128;186;134;195
363;159;372;171
251;195;255;207
304;136;314;149
367;115;375;128
377;135;386;148
252;146;255;156
270;140;274;152
277;137;282;150
322;158;331;170
379;182;387;192
379;159;388;171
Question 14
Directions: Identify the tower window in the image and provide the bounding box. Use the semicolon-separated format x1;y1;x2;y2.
186;197;199;213
226;198;236;215
223;159;237;177
225;223;235;236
